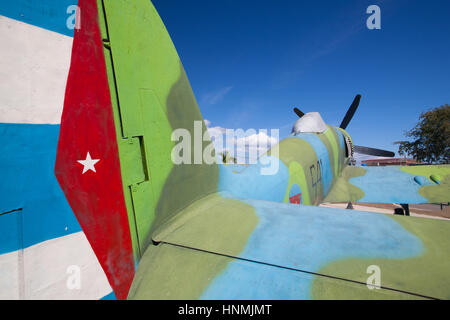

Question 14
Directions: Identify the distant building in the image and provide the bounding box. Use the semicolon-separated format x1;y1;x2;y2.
362;158;424;166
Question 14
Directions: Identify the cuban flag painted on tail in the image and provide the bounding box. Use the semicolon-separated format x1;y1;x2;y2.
0;1;114;299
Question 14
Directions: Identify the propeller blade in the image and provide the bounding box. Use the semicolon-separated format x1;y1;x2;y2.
339;94;361;129
354;145;395;157
293;107;305;118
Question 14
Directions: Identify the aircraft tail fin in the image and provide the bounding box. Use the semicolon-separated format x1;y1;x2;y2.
55;0;218;299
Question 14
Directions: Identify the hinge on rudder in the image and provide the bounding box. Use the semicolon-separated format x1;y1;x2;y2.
121;136;148;186
124;135;155;255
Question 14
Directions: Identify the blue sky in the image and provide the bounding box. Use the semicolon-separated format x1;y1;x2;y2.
154;0;449;155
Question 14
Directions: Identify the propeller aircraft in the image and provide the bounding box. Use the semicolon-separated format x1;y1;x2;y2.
54;0;450;300
1;0;449;300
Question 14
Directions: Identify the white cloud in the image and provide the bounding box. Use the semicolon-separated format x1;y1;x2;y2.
205;121;279;164
207;125;227;137
237;132;278;147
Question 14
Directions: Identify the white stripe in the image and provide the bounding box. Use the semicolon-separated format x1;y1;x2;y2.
0;250;20;299
0;231;112;300
0;16;73;124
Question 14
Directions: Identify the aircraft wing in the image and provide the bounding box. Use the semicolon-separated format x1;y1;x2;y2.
128;193;450;300
324;165;450;204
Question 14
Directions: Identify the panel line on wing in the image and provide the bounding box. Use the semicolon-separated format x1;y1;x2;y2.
157;240;438;300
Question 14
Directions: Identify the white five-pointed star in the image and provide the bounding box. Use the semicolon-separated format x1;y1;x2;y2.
77;152;100;174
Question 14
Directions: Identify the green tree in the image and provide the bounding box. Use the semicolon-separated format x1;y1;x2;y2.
397;104;450;164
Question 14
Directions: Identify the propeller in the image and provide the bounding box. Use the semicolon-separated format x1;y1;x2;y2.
293;107;304;118
291;94;395;158
354;145;395;158
339;94;361;130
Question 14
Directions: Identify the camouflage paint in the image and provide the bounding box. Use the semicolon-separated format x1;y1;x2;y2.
217;157;290;202
128;194;258;299
128;199;450;300
219;126;352;206
312;214;450;299
350;166;434;203
401;165;450;203
323;165;450;204
200;200;423;299
54;0;450;300
324;126;340;177
324;166;366;203
284;162;310;205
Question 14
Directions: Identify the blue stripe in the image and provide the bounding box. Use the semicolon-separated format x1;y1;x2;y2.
334;128;346;151
0;123;81;254
295;133;333;195
0;0;78;37
100;291;116;300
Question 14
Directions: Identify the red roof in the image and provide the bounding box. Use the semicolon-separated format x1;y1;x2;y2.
362;158;424;166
